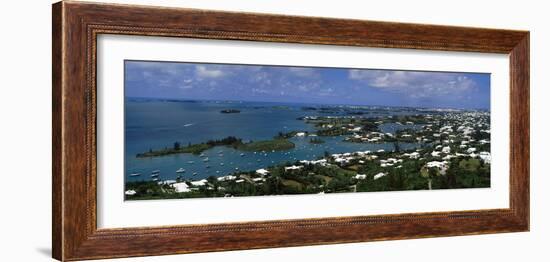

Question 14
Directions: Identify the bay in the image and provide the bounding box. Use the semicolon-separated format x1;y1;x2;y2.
125;98;422;182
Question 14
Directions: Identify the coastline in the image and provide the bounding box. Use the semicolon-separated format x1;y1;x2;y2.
125;103;491;200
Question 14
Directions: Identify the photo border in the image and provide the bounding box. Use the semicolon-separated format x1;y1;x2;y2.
52;1;529;261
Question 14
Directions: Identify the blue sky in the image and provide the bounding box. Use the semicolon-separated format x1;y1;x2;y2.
125;60;490;109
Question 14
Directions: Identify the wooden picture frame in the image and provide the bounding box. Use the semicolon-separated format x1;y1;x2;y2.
52;1;529;261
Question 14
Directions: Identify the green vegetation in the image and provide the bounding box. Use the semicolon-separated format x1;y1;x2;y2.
236;138;295;152
136;143;212;157
459;158;480;171
126;149;490;200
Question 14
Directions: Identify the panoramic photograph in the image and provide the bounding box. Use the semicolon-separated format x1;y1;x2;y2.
123;60;491;200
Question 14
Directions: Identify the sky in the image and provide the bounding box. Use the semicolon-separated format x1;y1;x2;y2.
125;60;490;109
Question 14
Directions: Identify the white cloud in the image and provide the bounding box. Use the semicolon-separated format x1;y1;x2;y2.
348;69;477;98
195;65;226;78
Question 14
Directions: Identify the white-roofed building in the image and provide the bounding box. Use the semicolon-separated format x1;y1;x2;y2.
374;172;387;180
172;182;191;193
256;168;269;176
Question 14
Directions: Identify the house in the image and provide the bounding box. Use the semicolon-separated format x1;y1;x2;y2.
425;161;449;175
218;175;237;182
285;165;303;171
442;146;451;154
354;174;367;180
479;151;491;164
300;159;328;166
467;147;477;153
171;182;191;193
374;172;387;180
190;179;208;186
125;190;137;196
404;152;420;159
256;168;269;176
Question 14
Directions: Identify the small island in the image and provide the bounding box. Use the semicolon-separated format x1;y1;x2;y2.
136;136;295;158
220;109;240;114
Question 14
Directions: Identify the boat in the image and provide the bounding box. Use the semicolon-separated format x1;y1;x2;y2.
199;153;206;157
220;163;224;166
203;157;209;162
151;170;160;174
152;178;159;182
240;153;245;157
129;173;141;177
206;165;211;169
176;168;185;173
187;161;194;164
151;174;159;178
192;172;198;176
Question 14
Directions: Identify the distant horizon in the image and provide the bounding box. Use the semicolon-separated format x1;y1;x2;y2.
125;60;491;110
126;96;490;111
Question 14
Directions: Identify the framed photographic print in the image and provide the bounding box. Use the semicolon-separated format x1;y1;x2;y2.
52;1;529;261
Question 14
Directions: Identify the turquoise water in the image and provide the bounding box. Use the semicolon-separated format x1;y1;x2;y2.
125;99;422;182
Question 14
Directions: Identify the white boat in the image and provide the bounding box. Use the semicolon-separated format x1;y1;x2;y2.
176;168;185;173
203;157;209;162
187;161;194;164
129;173;141;177
220;163;224;166
151;174;159;178
192;172;198;176
152;178;159;182
240;153;245;157
151;170;160;174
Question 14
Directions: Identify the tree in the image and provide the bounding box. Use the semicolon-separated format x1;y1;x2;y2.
174;141;181;150
427;168;438;190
